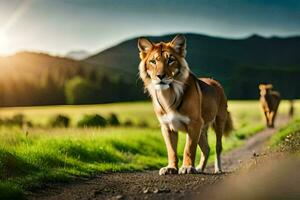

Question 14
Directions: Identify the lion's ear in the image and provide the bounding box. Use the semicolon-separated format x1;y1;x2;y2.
170;34;186;57
138;37;153;59
259;84;265;90
266;84;273;89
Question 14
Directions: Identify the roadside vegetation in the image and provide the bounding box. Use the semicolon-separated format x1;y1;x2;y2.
0;100;298;199
269;118;300;152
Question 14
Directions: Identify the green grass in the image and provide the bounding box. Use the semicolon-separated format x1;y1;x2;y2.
269;118;300;148
0;127;167;199
0;182;24;200
0;100;298;198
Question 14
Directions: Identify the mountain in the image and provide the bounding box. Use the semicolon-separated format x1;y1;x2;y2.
85;33;300;99
65;50;91;60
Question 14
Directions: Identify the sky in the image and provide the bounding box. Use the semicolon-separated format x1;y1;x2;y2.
0;0;299;56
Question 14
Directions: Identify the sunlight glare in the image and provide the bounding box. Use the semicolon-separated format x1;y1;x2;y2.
0;31;8;43
0;31;10;55
0;0;34;56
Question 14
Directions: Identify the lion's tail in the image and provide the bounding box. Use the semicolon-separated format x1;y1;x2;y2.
224;111;234;137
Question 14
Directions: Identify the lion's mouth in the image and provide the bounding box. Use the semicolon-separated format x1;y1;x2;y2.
154;82;170;90
158;81;168;85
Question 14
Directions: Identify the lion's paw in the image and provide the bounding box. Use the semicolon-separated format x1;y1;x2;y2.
214;169;223;174
195;166;204;173
179;166;198;174
159;167;178;175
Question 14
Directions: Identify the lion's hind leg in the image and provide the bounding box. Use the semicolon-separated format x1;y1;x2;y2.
212;117;225;173
196;125;210;173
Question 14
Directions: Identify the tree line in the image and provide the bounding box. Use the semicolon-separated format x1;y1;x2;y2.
0;51;299;107
0;64;145;107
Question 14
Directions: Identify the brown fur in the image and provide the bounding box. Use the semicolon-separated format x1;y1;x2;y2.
259;84;281;128
138;35;233;175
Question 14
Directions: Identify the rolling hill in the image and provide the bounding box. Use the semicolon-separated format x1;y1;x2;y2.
0;52;144;107
65;50;91;60
0;33;300;107
85;33;300;99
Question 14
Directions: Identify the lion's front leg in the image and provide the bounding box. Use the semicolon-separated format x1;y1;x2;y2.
159;126;178;175
179;123;202;174
268;111;275;128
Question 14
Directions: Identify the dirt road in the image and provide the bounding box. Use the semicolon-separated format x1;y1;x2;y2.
27;117;289;200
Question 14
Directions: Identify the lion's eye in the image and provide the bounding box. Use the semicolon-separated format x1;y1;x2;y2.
149;59;156;65
167;57;175;65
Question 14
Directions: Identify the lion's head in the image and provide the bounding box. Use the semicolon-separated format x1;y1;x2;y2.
138;34;190;91
259;84;273;96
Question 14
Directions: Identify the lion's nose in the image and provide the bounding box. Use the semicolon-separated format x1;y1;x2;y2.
157;74;166;80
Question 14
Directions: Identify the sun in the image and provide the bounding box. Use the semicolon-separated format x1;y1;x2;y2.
0;31;8;42
0;31;10;55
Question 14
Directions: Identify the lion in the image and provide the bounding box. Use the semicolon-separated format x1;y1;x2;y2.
138;34;233;175
259;84;281;128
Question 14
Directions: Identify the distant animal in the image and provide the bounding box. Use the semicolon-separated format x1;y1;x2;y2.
259;84;281;128
138;34;233;175
289;100;294;118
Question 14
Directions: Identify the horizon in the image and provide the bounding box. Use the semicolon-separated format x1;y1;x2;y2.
1;0;300;56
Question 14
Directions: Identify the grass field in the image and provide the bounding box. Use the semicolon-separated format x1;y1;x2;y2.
0;100;299;199
269;117;300;148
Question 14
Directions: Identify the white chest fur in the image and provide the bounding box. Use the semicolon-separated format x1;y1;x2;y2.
159;112;190;131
